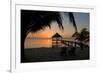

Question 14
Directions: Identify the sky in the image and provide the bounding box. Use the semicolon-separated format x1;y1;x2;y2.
25;12;89;48
27;12;89;38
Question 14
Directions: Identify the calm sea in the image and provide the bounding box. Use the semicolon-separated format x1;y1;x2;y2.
24;38;75;48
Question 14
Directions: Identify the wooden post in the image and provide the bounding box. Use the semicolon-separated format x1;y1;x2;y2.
75;42;76;48
68;41;69;46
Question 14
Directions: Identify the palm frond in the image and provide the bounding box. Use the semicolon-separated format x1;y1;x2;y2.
68;12;77;32
72;28;89;42
21;10;64;35
55;13;64;30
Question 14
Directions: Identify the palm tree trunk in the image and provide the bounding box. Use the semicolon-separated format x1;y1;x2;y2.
21;31;26;62
80;41;83;50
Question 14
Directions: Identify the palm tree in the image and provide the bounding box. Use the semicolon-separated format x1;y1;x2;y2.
21;10;77;62
72;28;89;49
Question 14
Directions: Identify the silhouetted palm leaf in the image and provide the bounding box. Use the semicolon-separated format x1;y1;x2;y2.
21;10;64;35
68;12;77;32
72;28;89;50
72;28;89;42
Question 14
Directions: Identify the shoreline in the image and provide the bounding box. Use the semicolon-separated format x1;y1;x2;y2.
22;47;89;63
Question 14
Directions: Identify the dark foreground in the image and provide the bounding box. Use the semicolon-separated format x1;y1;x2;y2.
22;47;89;63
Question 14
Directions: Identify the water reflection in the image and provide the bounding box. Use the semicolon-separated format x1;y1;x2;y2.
25;38;52;48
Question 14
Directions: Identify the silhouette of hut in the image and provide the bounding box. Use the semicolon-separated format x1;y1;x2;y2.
52;33;62;47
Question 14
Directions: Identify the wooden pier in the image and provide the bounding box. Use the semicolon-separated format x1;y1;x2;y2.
61;40;89;48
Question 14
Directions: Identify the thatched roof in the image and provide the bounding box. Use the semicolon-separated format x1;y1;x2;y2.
52;33;62;38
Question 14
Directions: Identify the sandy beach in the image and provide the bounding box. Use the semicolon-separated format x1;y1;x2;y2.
22;47;89;63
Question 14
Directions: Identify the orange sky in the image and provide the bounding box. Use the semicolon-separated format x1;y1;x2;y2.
26;21;74;39
27;31;52;38
25;12;90;39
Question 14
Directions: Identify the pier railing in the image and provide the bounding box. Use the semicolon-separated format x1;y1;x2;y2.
61;40;89;48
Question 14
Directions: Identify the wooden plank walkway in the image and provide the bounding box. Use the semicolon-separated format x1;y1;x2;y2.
61;40;89;48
